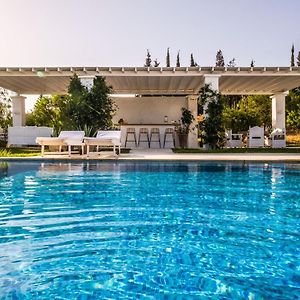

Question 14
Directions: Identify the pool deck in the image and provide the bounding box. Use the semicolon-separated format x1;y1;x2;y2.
1;149;300;162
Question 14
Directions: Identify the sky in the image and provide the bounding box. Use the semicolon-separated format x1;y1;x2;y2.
1;0;300;68
1;0;300;111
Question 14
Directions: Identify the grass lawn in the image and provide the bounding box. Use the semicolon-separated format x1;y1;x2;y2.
0;147;41;157
173;147;300;154
0;147;131;157
1;147;299;157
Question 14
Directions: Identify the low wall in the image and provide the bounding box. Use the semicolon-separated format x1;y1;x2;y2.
8;126;52;146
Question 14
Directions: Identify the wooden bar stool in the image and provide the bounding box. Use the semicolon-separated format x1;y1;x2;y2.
125;127;137;147
150;128;161;148
138;128;150;147
163;128;175;148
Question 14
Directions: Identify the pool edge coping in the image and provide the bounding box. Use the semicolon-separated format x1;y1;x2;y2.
2;156;300;164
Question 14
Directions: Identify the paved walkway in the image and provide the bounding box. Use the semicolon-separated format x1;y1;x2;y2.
2;148;300;162
122;149;300;161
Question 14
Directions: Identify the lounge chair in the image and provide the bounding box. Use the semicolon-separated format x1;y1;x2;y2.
271;128;286;148
225;130;243;148
36;131;85;157
248;126;264;148
84;130;121;157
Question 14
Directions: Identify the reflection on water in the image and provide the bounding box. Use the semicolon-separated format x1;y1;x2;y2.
1;160;300;177
0;161;299;299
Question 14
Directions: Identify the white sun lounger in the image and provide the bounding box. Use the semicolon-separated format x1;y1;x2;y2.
36;131;85;157
84;130;121;157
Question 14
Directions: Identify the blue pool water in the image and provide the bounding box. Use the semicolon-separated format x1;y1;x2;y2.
0;161;299;299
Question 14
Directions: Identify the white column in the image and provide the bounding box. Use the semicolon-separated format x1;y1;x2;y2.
203;75;220;115
204;75;220;91
271;93;286;129
79;76;96;91
201;75;220;149
12;95;26;126
187;95;199;148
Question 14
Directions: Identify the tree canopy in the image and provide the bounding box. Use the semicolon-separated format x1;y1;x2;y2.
198;84;224;149
27;75;115;136
286;88;300;130
0;88;12;130
166;48;170;67
291;44;295;67
215;50;225;67
227;58;236;67
222;95;271;132
26;95;68;135
153;59;160;67
176;51;180;67
65;75;116;133
190;53;196;67
144;49;152;67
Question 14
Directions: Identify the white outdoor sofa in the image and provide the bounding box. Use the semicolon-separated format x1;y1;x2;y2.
36;131;85;157
248;126;264;148
84;130;121;157
271;128;286;148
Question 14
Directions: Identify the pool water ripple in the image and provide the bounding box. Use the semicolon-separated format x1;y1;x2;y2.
0;162;299;299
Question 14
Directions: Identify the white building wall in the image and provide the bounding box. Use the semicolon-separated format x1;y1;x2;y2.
112;96;187;124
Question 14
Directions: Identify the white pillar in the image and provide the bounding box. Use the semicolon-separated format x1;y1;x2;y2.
79;76;96;91
187;95;199;148
203;75;220;115
12;95;26;126
204;75;220;91
271;93;286;129
202;75;220;148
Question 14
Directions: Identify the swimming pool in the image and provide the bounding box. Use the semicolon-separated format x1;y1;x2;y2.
0;161;299;299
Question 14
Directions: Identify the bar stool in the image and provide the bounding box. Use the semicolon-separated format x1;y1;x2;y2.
163;128;175;148
125;128;137;147
138;128;150;147
150;128;161;148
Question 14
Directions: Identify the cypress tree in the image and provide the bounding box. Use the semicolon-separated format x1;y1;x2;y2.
190;53;195;67
215;50;225;67
144;49;152;67
227;58;236;67
250;59;255;67
166;48;170;67
291;44;295;67
176;51;180;67
297;51;300;67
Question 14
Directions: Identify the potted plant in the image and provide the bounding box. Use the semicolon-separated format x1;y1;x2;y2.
176;107;194;148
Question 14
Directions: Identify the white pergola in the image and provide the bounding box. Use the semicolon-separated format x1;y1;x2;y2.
1;66;300;95
1;66;300;146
